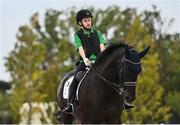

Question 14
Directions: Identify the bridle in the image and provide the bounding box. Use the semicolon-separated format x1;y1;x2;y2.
90;56;141;95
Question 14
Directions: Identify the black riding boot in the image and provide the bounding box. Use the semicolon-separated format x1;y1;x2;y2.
64;63;86;113
123;102;135;110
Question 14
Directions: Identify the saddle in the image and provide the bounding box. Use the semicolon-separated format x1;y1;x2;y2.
62;69;88;100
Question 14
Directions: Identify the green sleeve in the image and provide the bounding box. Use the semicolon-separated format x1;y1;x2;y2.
74;33;82;50
97;31;107;45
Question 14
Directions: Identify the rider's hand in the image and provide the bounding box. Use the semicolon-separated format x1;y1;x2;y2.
83;57;91;66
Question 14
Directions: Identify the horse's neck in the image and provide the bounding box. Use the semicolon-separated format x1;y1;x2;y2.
95;51;124;82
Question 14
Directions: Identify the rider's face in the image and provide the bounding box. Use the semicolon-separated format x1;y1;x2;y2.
81;17;91;29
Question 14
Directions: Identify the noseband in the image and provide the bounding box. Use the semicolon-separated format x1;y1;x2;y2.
90;56;141;95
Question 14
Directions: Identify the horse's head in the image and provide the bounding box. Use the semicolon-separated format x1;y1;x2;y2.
120;45;150;102
92;43;150;103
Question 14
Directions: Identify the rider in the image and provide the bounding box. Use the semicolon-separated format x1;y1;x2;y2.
64;9;134;113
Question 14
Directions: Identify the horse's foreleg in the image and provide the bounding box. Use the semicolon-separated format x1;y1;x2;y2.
105;113;122;124
80;115;102;124
62;114;73;124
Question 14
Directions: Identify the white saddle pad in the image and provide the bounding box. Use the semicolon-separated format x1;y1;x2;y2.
63;76;74;99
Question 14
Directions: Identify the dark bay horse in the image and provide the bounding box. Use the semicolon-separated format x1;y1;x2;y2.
57;43;150;124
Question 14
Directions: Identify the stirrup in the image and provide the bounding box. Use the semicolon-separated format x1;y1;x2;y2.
63;103;74;114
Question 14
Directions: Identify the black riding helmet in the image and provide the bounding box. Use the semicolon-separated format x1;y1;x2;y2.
76;9;93;25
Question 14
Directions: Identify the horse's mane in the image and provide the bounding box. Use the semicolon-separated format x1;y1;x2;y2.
94;42;128;66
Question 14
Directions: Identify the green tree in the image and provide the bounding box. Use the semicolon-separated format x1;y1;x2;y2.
140;5;180;123
158;34;180;123
5;9;76;123
166;91;180;123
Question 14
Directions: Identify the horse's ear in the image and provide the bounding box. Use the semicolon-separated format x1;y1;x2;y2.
138;45;150;59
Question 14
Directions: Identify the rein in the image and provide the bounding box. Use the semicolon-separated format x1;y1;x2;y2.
90;56;140;95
